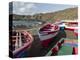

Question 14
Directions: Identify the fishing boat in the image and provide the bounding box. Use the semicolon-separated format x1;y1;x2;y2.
38;23;60;47
64;20;78;37
55;20;78;37
9;30;33;57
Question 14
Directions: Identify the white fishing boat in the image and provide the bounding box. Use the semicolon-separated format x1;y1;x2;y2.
38;23;60;47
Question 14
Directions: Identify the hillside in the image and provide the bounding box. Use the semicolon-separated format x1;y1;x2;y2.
10;7;78;22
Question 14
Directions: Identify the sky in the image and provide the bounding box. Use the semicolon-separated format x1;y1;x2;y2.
9;1;77;15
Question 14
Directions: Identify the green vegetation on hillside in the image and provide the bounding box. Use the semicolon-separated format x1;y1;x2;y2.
10;7;78;23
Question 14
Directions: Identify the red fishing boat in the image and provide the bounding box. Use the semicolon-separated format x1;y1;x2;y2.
38;23;60;47
9;30;33;57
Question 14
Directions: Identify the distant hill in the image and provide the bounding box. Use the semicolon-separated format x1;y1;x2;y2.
10;7;78;22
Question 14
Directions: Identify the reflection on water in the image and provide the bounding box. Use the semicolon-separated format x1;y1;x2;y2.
13;20;43;26
12;20;45;29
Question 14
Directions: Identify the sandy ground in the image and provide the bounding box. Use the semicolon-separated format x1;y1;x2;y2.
65;30;77;39
64;40;78;44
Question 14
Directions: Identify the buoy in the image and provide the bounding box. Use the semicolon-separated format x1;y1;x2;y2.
57;42;62;49
51;45;59;55
72;47;78;54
